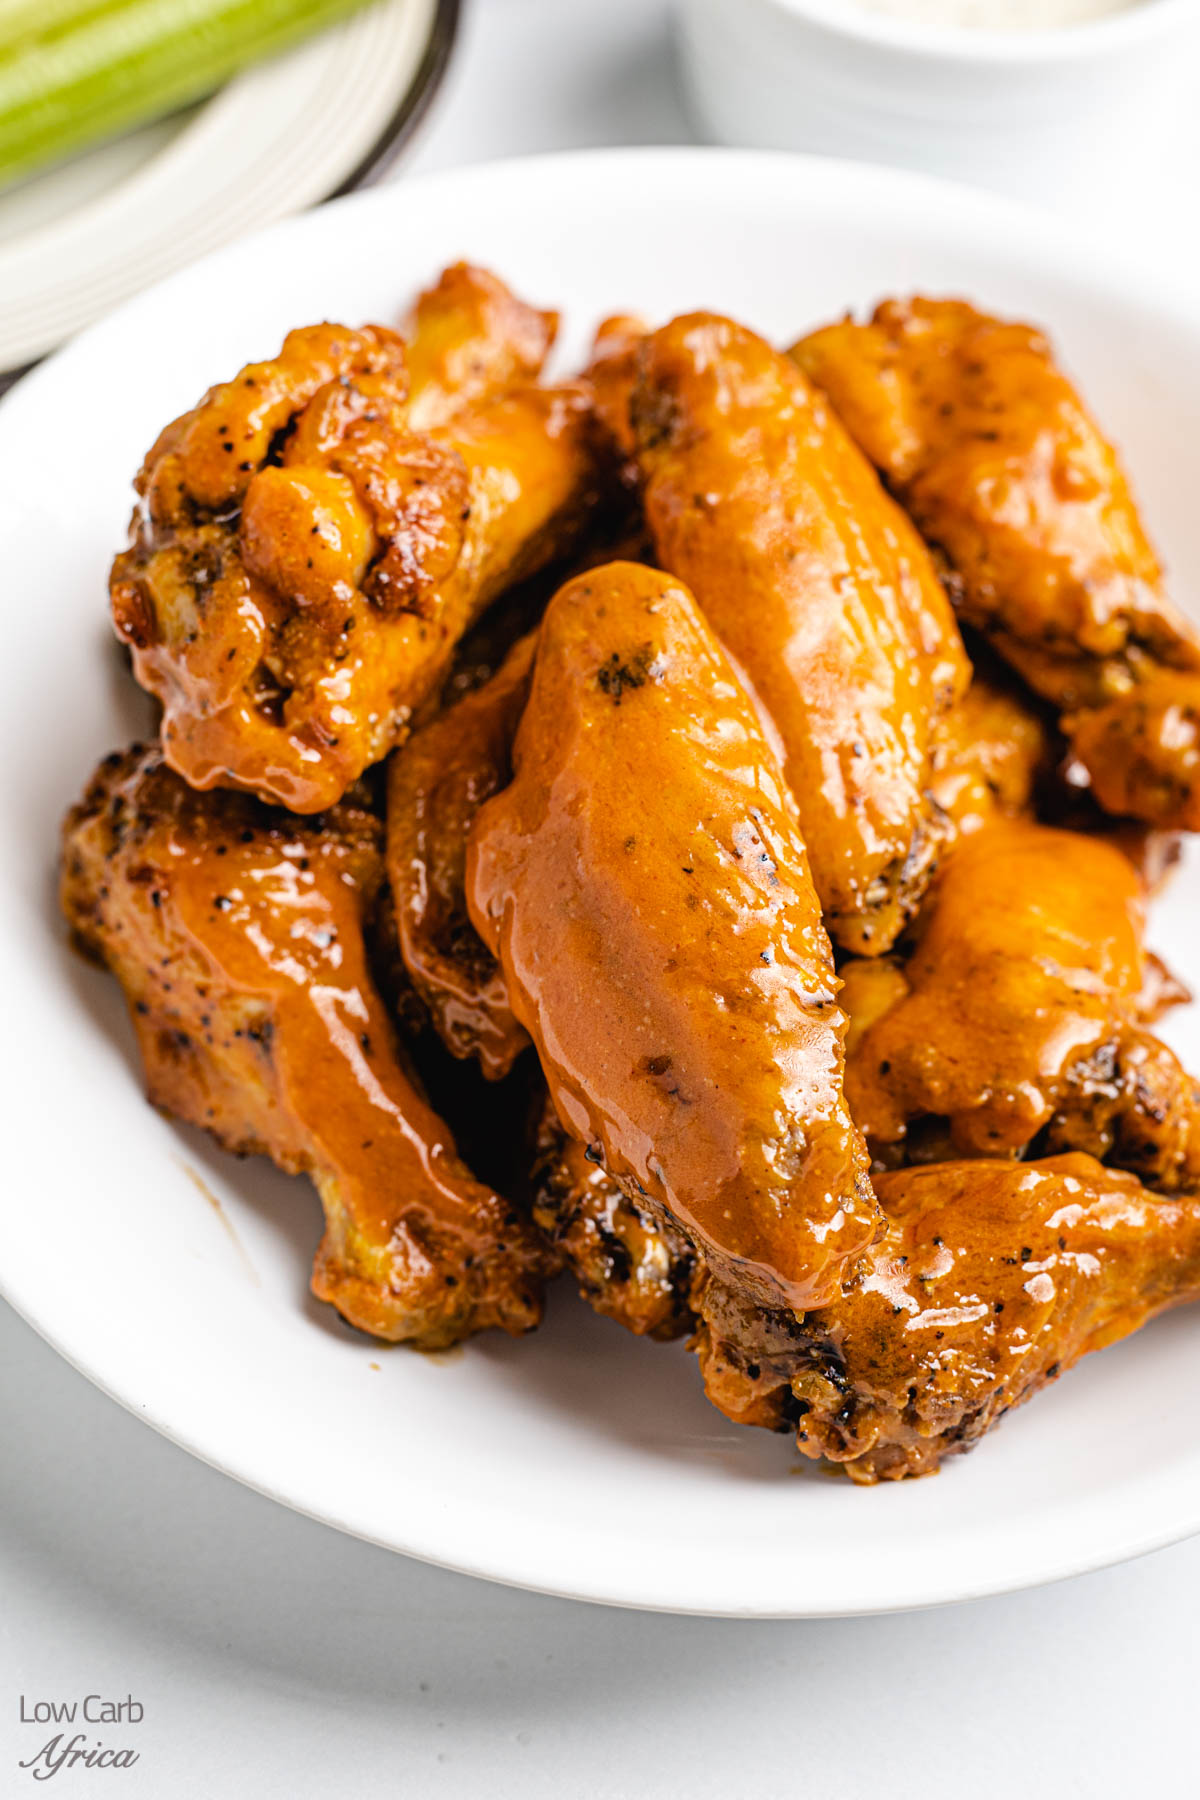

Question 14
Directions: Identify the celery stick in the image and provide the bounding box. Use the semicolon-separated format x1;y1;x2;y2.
0;1;114;56
0;0;374;190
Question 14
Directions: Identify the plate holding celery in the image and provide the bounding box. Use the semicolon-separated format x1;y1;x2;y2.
0;0;452;374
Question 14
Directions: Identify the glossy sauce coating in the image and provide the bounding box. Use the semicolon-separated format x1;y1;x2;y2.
696;1155;1200;1481
383;509;663;1076
467;560;879;1311
402;261;558;430
586;313;647;478
631;313;969;955
843;817;1200;1187
794;298;1200;829
386;633;535;1079
931;651;1054;835
61;746;555;1348
111;275;598;814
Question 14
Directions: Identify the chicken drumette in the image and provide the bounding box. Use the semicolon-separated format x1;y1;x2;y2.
794;298;1200;830
111;267;598;813
402;261;558;430
467;559;880;1314
61;745;556;1348
840;818;1199;1188
627;313;969;955
696;1154;1200;1481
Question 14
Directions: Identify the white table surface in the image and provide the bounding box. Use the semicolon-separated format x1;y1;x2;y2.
5;3;1200;1794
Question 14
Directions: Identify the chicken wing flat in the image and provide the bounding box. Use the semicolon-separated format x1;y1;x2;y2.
61;745;555;1348
695;1155;1200;1481
402;262;558;430
386;633;535;1080
386;581;696;1332
794;299;1200;830
842;818;1200;1188
111;277;597;814
531;1096;697;1340
630;313;969;955
467;559;879;1312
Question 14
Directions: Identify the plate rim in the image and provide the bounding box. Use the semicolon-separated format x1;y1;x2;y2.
329;0;459;197
4;144;1200;1618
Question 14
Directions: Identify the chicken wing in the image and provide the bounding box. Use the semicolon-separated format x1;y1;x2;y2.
386;633;535;1080
842;818;1200;1188
531;1095;696;1340
111;275;598;814
629;313;969;955
383;484;667;1082
387;582;697;1331
933;642;1179;875
402;262;558;430
931;648;1055;836
61;745;555;1348
794;298;1200;830
586;313;647;479
467;559;879;1312
695;1154;1200;1481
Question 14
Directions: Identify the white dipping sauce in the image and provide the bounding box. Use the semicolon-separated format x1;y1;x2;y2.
855;0;1142;27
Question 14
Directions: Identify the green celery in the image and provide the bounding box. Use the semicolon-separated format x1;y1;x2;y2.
0;0;374;190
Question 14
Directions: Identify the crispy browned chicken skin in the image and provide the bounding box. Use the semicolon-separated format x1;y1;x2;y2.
629;312;969;955
794;298;1200;830
841;818;1199;1189
531;1096;696;1340
468;560;879;1312
61;745;555;1348
111;270;597;814
698;1159;1200;1483
696;1155;1200;1481
386;632;535;1080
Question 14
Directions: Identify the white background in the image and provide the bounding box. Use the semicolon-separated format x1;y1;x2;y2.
5;1;1200;1794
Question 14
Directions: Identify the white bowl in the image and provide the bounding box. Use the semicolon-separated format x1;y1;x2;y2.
677;0;1200;198
3;148;1200;1617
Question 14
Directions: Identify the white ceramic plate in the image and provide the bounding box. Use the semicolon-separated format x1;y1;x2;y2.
2;148;1198;1618
0;0;455;377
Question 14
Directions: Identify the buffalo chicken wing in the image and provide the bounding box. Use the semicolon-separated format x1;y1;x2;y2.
402;261;558;430
111;272;597;813
842;819;1199;1188
695;1155;1200;1481
386;633;535;1080
467;559;879;1313
631;313;969;955
61;746;555;1348
62;268;1200;1484
795;298;1200;830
